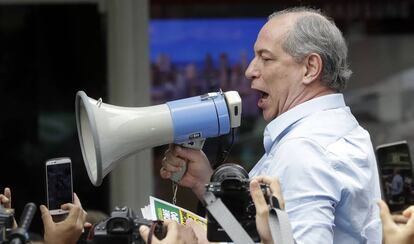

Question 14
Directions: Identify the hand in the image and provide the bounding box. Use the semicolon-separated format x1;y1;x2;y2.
40;193;88;244
139;220;198;244
379;200;414;244
250;176;285;244
160;144;213;199
0;187;18;228
185;219;211;244
0;187;12;209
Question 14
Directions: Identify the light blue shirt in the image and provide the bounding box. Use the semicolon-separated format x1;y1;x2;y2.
249;94;382;244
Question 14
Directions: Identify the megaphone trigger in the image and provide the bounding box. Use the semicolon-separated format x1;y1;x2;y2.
180;138;206;150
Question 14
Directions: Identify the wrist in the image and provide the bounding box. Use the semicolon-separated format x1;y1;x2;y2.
192;181;207;200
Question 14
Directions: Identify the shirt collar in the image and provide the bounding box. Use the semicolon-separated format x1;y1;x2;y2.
263;93;346;153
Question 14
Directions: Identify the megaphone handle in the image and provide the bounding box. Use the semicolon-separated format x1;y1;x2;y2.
170;138;205;183
170;163;187;183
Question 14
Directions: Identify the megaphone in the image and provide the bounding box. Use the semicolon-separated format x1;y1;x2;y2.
75;90;242;186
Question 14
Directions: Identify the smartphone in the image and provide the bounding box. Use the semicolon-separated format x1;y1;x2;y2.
376;141;414;212
46;157;73;215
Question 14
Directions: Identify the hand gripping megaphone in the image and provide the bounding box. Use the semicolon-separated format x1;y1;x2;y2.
75;90;242;186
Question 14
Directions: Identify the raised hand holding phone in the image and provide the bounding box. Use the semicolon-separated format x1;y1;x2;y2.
376;141;414;213
45;157;73;216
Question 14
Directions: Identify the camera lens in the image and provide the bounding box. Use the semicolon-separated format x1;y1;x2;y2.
210;163;249;182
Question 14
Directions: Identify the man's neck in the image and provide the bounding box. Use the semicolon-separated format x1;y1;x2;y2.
281;85;336;117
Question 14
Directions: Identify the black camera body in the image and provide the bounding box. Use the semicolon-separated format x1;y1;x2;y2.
90;207;166;244
205;163;270;242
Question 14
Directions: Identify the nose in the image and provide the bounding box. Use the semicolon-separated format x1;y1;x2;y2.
245;58;259;80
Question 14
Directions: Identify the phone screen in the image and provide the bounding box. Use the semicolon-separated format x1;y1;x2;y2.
46;158;73;213
377;141;414;212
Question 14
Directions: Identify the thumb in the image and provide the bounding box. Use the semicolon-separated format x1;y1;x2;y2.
186;218;205;237
139;225;150;242
185;218;199;230
185;218;195;226
40;205;54;230
378;200;396;231
403;206;414;227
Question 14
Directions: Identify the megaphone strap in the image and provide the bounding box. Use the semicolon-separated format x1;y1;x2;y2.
172;182;179;205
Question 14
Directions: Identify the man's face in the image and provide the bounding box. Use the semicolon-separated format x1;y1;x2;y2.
245;14;307;122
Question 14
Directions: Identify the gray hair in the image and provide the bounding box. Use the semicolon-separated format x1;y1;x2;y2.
269;7;352;91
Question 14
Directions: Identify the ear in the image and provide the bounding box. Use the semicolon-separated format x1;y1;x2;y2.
303;53;322;85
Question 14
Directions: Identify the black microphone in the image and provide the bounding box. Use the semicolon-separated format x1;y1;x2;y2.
18;203;36;232
9;202;37;244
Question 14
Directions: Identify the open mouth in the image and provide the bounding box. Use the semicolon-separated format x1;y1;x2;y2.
260;91;269;99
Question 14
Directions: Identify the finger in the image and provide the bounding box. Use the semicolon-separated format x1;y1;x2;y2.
77;205;87;227
61;193;79;210
139;225;150;242
403;206;414;227
61;203;75;210
185;218;195;226
185;218;201;230
186;219;206;242
250;179;273;243
250;179;269;218
163;144;174;158
174;145;201;163
167;143;175;152
64;203;82;224
0;195;10;207
162;156;184;172
253;175;280;189
403;211;413;219
73;193;87;224
402;206;414;218
253;176;284;209
378;200;397;231
164;152;186;166
4;188;11;209
73;193;81;206
160;167;172;179
4;187;11;197
178;222;198;242
140;223;166;244
84;222;92;228
392;214;408;224
40;205;54;230
165;220;179;238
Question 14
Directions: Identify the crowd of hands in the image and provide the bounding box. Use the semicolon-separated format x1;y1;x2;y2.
2;179;414;244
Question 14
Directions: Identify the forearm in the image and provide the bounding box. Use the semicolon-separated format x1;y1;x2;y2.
192;165;213;200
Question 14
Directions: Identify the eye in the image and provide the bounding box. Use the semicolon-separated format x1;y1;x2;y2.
262;56;272;62
260;54;272;62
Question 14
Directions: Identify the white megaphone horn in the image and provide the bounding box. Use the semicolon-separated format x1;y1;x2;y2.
75;90;242;186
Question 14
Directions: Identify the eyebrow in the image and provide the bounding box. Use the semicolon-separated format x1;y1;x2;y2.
256;49;274;56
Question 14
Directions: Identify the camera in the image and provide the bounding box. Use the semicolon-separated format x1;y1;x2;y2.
0;206;14;243
1;203;37;244
89;206;166;244
205;163;270;242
